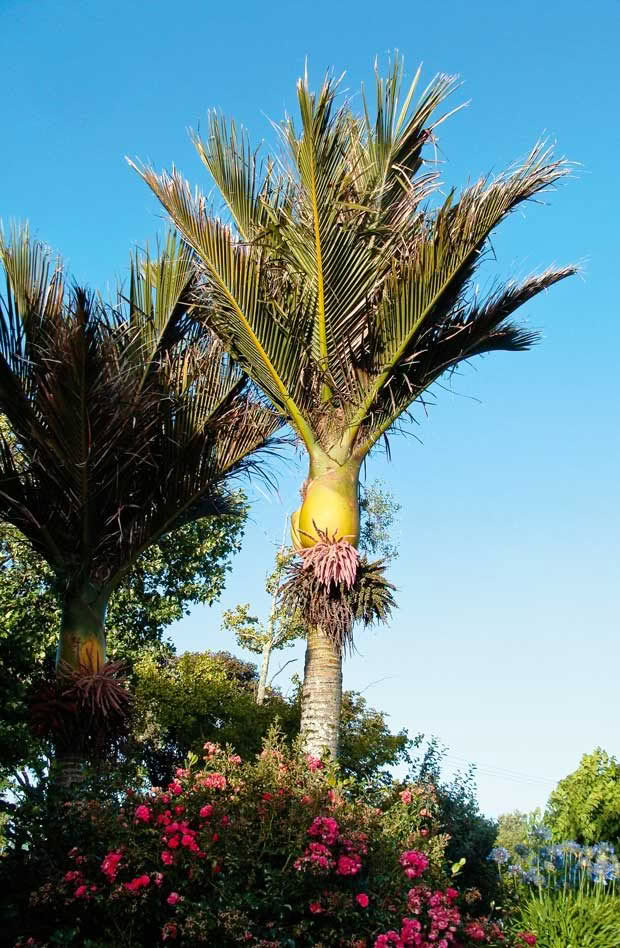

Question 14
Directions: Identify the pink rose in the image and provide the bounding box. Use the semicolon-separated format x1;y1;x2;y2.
199;804;214;818
355;893;369;908
167;892;181;905
134;804;151;823
309;901;323;914
306;754;323;771
400;790;413;804
161;851;173;865
74;885;88;899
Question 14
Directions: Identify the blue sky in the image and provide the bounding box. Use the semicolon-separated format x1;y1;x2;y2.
2;0;619;819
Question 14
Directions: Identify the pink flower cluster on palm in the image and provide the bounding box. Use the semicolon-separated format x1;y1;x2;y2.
300;535;359;588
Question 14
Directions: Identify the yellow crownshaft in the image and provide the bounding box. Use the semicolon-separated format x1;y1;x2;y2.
291;456;361;550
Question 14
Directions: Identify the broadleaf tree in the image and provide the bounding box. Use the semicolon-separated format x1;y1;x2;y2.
132;56;575;756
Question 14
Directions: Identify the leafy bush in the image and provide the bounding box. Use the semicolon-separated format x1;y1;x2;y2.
406;737;500;912
2;734;534;947
505;890;620;948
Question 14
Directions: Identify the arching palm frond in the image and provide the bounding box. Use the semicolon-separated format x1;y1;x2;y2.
0;226;282;593
133;58;575;468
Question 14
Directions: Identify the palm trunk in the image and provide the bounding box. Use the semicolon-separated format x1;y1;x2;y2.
57;581;109;674
53;581;110;788
298;456;360;758
300;625;342;758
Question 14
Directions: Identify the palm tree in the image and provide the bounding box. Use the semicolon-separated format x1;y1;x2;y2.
0;226;281;768
131;59;575;757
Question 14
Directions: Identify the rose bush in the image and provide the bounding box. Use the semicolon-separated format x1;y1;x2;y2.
5;734;535;947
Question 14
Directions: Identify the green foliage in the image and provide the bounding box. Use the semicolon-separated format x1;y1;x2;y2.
130;651;298;785
222;546;303;657
495;808;545;856
358;479;401;563
338;691;413;787
407;736;500;912
0;513;246;775
506;890;620;948
545;749;620;845
129;649;417;791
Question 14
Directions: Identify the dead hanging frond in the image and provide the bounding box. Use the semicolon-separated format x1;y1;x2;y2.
278;554;396;653
28;660;132;758
299;529;359;587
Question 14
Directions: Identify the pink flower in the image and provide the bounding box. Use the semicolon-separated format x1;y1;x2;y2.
399;849;429;879
167;892;182;905
464;921;487;942
374;932;403;947
125;874;150;893
204;772;227;790
175;768;189;779
161;851;173;865
336;853;362;876
355;893;369;908
134;804;152;823
199;804;214;818
400;789;413;804
300;794;312;805
516;935;537;947
174;805;185;815
228;754;242;765
309;901;323;914
203;741;219;755
220;814;230;827
307;816;340;846
168;781;183;796
306;754;323;771
153;872;163;886
74;885;89;899
162;921;178;941
64;870;82;883
445;887;458;901
167;835;180;849
101;850;123;881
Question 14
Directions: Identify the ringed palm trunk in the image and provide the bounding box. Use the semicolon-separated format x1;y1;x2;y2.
297;455;360;758
53;580;110;788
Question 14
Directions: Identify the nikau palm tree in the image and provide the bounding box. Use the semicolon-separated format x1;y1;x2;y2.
132;60;575;757
0;227;281;772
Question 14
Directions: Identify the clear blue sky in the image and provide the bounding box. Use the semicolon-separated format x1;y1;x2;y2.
2;0;619;819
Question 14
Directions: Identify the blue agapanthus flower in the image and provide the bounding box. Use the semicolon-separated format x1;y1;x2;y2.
523;868;545;886
514;843;529;857
530;824;552;842
592;859;616;883
488;847;510;864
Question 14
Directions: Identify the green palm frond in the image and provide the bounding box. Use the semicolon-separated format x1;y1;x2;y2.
132;57;575;465
0;226;283;590
127;161;316;450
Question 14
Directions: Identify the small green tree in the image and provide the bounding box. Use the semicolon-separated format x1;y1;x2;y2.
545;748;620;844
222;544;304;704
494;807;545;854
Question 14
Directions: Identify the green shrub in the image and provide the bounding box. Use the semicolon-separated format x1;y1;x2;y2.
507;889;620;948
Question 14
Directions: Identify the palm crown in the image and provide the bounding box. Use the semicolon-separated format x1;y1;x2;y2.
0;226;281;670
132;60;575;549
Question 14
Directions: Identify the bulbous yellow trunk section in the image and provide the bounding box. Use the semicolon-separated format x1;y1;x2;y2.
297;459;361;549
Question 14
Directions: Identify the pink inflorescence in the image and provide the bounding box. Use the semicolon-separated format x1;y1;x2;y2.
300;536;359;588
